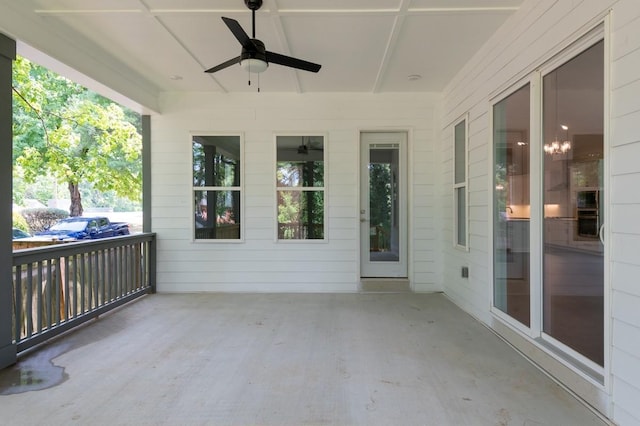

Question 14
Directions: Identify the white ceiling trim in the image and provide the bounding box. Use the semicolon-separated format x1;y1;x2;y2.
34;7;520;16
34;10;143;14
268;0;302;94
372;0;410;93
135;0;228;93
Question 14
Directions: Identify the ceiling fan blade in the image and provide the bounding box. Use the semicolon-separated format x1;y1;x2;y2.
204;56;241;73
265;51;321;73
222;17;254;50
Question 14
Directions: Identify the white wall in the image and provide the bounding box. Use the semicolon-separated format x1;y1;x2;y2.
152;92;440;294
440;0;640;424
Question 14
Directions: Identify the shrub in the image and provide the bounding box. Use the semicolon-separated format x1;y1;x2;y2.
21;208;69;232
12;211;30;233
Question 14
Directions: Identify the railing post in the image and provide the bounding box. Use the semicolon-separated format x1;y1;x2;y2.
0;32;17;369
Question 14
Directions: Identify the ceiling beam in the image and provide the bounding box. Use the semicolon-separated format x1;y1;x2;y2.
268;0;302;94
134;0;229;93
371;0;411;93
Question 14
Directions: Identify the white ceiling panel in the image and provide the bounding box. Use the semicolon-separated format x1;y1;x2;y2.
409;0;522;9
380;12;513;91
0;0;525;106
279;15;395;92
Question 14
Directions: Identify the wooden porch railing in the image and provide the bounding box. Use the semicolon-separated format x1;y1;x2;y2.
12;233;156;353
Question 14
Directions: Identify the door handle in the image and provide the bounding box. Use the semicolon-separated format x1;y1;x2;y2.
599;223;605;245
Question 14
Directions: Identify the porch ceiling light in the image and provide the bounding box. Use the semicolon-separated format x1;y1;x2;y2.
240;58;268;73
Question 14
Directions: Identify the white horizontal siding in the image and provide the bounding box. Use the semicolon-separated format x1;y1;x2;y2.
439;0;640;423
152;92;439;294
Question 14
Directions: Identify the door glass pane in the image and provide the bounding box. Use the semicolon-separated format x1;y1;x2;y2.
369;145;399;262
493;84;530;327
543;41;604;365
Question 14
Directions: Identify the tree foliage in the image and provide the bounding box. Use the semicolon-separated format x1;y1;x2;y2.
12;56;142;216
21;208;69;233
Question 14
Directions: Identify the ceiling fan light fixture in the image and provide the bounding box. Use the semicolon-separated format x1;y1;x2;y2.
240;58;268;73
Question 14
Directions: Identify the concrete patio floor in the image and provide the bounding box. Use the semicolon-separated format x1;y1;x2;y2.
0;293;607;425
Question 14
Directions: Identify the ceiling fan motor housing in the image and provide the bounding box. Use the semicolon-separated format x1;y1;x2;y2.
245;0;263;11
241;39;267;62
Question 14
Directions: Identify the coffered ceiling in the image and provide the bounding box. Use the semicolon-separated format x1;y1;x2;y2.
0;0;524;110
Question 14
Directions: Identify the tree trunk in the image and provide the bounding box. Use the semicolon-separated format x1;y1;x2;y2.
68;181;83;217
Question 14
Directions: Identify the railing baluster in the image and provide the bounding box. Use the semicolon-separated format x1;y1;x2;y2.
54;257;60;326
80;253;86;314
100;248;106;304
72;254;78;318
14;265;22;343
36;261;43;334
26;263;33;338
64;256;70;322
46;259;52;330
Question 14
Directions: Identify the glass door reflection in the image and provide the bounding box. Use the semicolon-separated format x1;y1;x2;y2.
368;146;400;262
542;41;604;366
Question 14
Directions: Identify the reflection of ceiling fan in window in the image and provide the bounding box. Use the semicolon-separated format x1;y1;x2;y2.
296;136;323;155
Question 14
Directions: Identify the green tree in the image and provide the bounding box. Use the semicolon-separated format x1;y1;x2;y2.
12;56;142;216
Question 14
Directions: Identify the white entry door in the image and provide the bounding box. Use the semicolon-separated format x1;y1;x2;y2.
360;132;408;278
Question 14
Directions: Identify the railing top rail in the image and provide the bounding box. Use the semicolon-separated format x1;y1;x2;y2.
13;232;156;266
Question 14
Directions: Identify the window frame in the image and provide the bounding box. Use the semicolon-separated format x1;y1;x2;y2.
274;133;328;242
453;114;469;251
190;133;244;243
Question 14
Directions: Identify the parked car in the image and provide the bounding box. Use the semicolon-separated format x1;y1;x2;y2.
12;228;31;239
35;216;129;240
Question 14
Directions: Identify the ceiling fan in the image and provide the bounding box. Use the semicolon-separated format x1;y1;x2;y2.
204;0;322;77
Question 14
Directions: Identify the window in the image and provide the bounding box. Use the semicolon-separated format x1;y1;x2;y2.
453;117;468;249
192;135;242;240
276;135;325;240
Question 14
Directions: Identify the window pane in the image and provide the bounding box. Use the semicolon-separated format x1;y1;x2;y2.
542;41;604;365
277;190;324;240
493;84;531;327
194;190;241;240
276;136;324;187
454;121;466;184
456;187;466;246
193;135;241;187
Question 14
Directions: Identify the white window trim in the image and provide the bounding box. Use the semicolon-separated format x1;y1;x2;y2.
190;132;244;243
274;133;328;243
453;114;469;251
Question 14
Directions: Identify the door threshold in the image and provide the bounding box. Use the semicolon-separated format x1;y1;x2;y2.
359;278;411;293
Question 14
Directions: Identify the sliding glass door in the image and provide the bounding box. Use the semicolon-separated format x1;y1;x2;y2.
493;38;604;368
493;84;531;327
542;41;604;366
